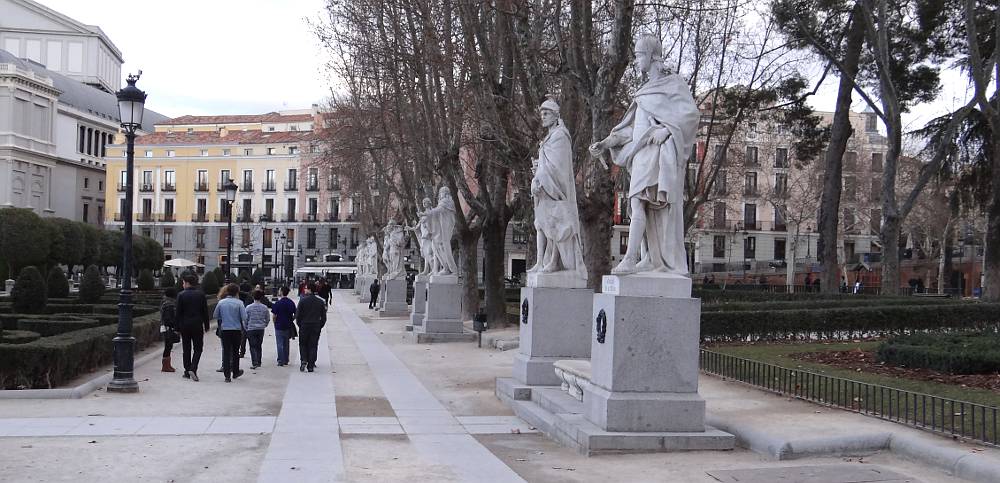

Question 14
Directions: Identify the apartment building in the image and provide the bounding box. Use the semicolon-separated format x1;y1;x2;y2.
104;109;363;277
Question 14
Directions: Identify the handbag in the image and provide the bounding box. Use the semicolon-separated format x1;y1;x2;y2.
164;329;180;344
289;323;298;340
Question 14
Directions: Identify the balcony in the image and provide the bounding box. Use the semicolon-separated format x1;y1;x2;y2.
196;241;206;249
282;213;297;222
217;181;231;191
161;182;176;192
114;213;126;222
325;213;340;222
259;214;274;222
284;181;298;191
304;213;319;222
214;213;231;222
117;182;128;192
743;187;759;197
136;213;154;222
158;213;176;222
261;182;276;192
237;213;255;223
346;214;357;222
772;188;789;199
193;182;209;192
241;182;254;192
327;182;341;192
305;182;320;192
139;183;154;193
192;212;208;222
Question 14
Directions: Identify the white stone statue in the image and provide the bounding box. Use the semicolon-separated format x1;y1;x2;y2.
589;34;700;275
382;221;406;280
356;239;369;276
427;187;459;275
364;236;378;276
407;197;436;276
527;99;586;278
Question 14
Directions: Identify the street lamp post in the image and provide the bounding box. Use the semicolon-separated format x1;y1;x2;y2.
223;180;238;284
107;73;146;393
279;233;287;287
272;228;281;288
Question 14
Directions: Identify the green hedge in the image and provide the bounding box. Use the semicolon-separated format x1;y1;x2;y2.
877;332;1000;374
52;313;118;326
17;316;100;337
42;304;95;314
701;297;958;313
700;303;1000;342
694;288;893;304
1;330;40;344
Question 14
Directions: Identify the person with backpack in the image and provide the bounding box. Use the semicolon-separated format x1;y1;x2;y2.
160;287;179;372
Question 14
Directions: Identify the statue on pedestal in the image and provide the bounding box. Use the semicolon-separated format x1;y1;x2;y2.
382;221;406;280
364;236;378;276
527;98;586;278
428;187;458;276
407;197;435;276
589;34;700;275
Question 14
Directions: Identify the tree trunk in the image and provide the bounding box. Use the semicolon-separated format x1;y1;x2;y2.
786;225;797;293
816;5;865;294
984;139;1000;301
879;216;902;295
458;229;481;319
481;215;508;327
580;199;613;289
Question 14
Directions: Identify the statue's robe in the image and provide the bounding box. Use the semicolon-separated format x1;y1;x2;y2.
533;123;586;276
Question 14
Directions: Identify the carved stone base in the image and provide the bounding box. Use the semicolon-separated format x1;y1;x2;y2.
379;278;408;317
407;278;428;330
513;286;593;386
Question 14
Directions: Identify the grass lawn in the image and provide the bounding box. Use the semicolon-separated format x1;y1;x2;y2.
707;341;1000;409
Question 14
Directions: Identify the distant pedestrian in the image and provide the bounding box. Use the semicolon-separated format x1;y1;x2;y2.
296;282;327;372
245;289;270;369
160;287;178;373
369;279;380;309
271;286;296;366
175;274;210;381
214;283;248;383
255;284;274;308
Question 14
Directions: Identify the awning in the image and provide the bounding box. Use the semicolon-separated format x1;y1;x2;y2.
295;267;357;275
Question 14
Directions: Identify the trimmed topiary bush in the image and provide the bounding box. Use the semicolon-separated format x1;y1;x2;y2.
877;332;1000;374
137;269;155;291
12;266;47;314
46;267;70;299
201;271;220;297
1;330;41;344
79;265;105;303
17;315;101;336
160;270;175;289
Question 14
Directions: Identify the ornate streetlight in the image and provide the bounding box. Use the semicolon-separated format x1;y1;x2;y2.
279;233;287;286
107;72;146;393
223;179;238;283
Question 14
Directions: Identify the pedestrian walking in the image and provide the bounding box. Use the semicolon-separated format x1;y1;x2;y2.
238;281;253;358
160;287;179;372
271;286;296;366
296;282;327;372
175;273;210;381
245;289;270;369
369;279;380;309
214;283;248;383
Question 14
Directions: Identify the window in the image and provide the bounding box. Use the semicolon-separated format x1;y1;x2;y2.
84;177;89;189
330;228;339;249
774;173;788;196
223;149;231;156
288;146;299;155
142;199;152;217
219;228;229;248
267;147;276;155
120;170;127;187
242;199;252;220
265;198;274;219
268;126;275;132
871;178;881;201
871;153;883;172
163;229;173;248
745;146;758;166
329;198;340;219
164;170;176;190
619;232;629;255
196;228;206;248
844;176;857;199
713;235;725;258
308;198;318;219
307;228;317;249
242;228;251;247
266;169;275;190
166;150;175;157
164;199;174;217
774;206;786;230
197;170;208;186
286;228;295;247
349;227;358;248
142;170;153;189
774;239;786;260
287;169;298;189
97;206;103;224
714;170;727;195
120;199;127;219
843;208;856;233
286;198;296;220
747;122;758;138
744;172;757;195
290;125;298;131
99;180;103;191
144;150;152;157
744;236;756;259
775;148;788;168
870;209;881;234
308;168;319;189
141;228;151;238
243;170;253;188
220;170;230;185
264;229;273;248
244;148;253;156
219;199;228;219
712;202;727;229
844;151;858;171
865;113;878;132
743;203;757;229
82;203;89;222
187;128;194;133
196;199;207;218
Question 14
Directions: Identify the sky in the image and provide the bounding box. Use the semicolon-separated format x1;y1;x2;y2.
35;0;332;118
33;0;977;133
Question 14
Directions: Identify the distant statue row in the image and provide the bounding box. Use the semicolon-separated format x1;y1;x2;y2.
411;187;459;277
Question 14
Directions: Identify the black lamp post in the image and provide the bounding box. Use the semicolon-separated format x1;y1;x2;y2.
272;227;280;287
107;72;146;393
223;179;238;284
279;233;287;286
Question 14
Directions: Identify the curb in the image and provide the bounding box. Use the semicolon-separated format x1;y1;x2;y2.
707;413;1000;483
0;349;162;399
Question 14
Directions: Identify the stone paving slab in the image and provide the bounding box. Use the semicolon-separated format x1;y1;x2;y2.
0;416;276;437
340;423;406;435
705;464;918;483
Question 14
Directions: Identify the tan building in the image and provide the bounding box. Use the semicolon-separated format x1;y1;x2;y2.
105;109;363;279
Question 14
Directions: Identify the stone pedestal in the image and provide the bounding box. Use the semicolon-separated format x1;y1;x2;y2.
408;276;428;331
4;279;13;293
359;276;373;303
513;283;593;386
377;277;388;310
583;274;703;432
378;278;409;317
412;278;475;343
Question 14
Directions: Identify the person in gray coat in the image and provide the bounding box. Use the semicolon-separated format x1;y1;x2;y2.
245;289;271;369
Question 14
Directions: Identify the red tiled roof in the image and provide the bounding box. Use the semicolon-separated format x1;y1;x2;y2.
133;129;316;146
160;112;315;125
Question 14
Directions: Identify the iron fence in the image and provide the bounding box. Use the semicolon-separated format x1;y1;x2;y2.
699;349;999;446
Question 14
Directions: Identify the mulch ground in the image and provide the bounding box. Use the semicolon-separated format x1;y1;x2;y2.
788;349;1000;393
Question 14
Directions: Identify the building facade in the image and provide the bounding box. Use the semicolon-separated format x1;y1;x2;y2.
105;109;364;279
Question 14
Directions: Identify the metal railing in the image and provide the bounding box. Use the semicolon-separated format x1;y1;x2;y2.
700;349;999;446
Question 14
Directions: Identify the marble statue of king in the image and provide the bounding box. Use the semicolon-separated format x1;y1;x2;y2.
589;34;700;275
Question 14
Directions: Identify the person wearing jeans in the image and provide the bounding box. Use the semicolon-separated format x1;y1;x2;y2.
271;286;296;366
175;273;210;381
213;283;248;383
296;282;327;372
245;289;270;369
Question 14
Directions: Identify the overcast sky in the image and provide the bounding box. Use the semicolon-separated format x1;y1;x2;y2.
37;0;332;118
35;0;974;134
